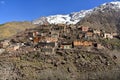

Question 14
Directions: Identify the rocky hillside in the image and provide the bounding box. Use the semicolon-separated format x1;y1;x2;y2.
0;23;119;80
77;1;120;33
0;49;119;80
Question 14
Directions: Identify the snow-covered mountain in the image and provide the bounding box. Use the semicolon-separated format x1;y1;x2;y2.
32;10;92;25
32;1;120;25
93;1;120;12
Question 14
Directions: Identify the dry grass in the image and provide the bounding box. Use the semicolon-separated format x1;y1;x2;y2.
0;22;37;40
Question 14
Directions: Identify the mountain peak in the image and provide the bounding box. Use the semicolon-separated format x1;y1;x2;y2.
32;1;120;25
103;1;120;6
102;1;120;9
32;9;92;25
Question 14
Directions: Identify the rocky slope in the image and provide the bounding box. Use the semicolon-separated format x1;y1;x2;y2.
0;23;119;80
77;1;120;33
0;47;120;80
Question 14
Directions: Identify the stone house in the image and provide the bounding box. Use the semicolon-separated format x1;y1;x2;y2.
81;26;89;32
65;26;71;33
52;25;64;31
52;26;59;31
85;32;93;39
51;31;59;38
93;43;104;49
36;42;56;48
36;42;56;54
33;31;39;37
36;32;47;36
41;48;55;55
77;34;84;39
60;42;72;49
45;37;58;42
83;41;93;46
74;41;83;47
51;33;59;38
93;30;101;36
33;36;41;43
73;41;92;47
33;36;53;43
13;45;20;51
77;32;85;39
103;33;113;39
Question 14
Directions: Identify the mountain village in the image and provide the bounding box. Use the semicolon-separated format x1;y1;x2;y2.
0;24;119;57
0;1;120;80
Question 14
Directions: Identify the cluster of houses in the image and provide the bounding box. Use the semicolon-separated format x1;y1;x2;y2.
0;24;119;56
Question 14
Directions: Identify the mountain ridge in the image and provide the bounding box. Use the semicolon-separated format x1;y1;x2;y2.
32;1;120;25
32;9;93;25
77;1;120;33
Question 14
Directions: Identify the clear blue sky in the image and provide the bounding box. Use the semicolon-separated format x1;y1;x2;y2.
0;0;114;24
